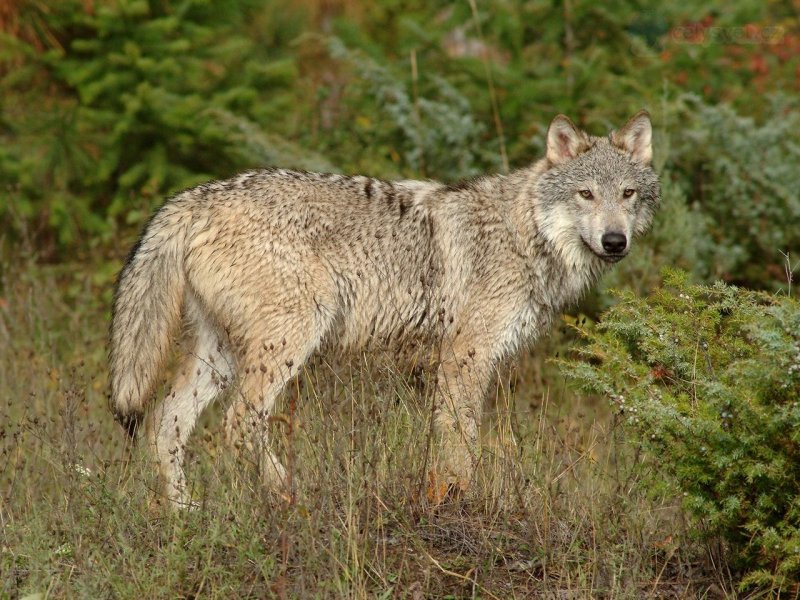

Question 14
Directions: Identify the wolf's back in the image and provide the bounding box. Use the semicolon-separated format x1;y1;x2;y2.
109;200;190;436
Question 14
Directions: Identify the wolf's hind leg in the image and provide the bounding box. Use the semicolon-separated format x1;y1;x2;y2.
225;374;289;492
224;313;326;494
147;296;234;508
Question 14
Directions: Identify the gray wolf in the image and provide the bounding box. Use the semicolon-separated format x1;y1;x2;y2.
109;111;659;506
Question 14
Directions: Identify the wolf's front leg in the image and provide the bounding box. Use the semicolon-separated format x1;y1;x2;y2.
432;354;491;490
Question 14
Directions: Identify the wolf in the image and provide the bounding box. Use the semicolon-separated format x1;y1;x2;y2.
109;111;659;507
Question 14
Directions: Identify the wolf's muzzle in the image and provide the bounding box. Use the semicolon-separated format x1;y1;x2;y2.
601;232;627;255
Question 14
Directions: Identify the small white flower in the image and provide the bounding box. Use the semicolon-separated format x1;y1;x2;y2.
73;464;92;478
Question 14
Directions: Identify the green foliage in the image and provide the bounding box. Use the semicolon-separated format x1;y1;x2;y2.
0;0;329;248
328;38;495;180
2;0;798;287
671;96;800;287
561;269;800;590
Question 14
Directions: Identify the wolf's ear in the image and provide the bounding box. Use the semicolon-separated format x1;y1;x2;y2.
546;115;589;165
612;110;652;165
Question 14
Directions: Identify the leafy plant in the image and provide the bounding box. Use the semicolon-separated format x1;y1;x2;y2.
328;37;495;180
561;269;800;591
0;0;325;250
670;96;800;289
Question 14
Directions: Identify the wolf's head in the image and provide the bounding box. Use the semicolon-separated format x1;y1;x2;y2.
534;111;660;267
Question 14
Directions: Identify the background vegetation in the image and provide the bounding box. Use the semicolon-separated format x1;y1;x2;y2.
1;0;798;597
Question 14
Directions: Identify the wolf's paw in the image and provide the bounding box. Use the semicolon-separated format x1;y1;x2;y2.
437;439;478;484
425;469;469;505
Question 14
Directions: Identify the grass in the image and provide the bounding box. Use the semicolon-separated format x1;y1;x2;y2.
1;253;730;598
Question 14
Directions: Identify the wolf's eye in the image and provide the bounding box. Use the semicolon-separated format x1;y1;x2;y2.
623;188;636;198
578;189;594;199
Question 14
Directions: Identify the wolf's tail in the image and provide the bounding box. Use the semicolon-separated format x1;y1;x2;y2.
109;202;190;438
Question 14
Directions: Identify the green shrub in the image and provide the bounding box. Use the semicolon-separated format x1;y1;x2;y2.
561;269;800;591
2;0;797;295
327;37;496;181
669;96;800;290
0;0;329;249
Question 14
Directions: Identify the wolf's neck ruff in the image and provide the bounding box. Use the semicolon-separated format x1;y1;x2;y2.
109;112;659;507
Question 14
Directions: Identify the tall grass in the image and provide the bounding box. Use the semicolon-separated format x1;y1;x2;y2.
1;254;724;598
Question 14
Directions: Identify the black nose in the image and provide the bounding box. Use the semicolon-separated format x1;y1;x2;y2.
601;232;627;254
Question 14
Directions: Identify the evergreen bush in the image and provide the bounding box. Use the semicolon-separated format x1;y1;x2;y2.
561;269;800;590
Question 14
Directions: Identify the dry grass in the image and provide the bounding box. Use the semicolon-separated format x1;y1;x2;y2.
0;254;728;598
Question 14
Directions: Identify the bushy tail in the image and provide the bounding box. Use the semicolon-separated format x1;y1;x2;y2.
109;204;189;437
